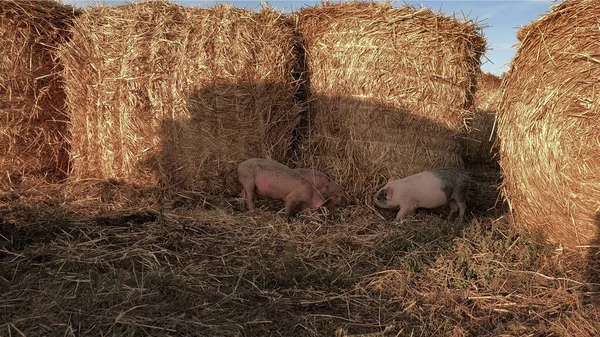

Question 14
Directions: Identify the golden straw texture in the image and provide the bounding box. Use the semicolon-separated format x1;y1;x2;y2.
293;1;486;200
498;0;600;248
59;1;301;193
462;71;502;164
0;0;79;186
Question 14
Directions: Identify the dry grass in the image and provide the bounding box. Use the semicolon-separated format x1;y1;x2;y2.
292;1;486;200
497;0;600;248
1;166;599;336
58;1;301;193
461;72;502;165
2;1;599;336
0;0;80;186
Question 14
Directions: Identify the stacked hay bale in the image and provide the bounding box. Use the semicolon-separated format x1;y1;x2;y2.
497;0;600;248
59;1;301;193
0;0;79;185
462;71;502;165
293;2;486;199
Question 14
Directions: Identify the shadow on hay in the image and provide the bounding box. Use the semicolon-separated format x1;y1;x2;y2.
154;82;301;195
460;108;500;170
1;84;507;337
0;180;159;252
149;82;503;220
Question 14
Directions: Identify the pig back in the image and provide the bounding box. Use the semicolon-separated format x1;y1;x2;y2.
294;168;333;189
399;171;447;208
253;170;304;198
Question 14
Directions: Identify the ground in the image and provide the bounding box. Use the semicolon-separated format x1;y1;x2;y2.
1;164;599;337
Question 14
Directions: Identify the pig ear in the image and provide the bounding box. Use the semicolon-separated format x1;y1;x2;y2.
385;187;393;200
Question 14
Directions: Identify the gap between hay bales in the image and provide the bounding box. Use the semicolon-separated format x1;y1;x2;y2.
461;71;502;166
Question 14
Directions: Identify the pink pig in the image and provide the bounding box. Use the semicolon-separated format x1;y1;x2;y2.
237;158;326;220
373;167;471;223
293;168;350;207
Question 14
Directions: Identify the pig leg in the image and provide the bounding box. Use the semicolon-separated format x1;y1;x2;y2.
238;189;246;208
448;200;459;220
240;180;256;212
239;188;247;208
284;189;314;221
457;201;467;223
284;199;305;222
394;206;416;221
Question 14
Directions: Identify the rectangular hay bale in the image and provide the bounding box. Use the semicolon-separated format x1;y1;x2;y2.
0;0;79;185
293;1;486;199
59;1;302;193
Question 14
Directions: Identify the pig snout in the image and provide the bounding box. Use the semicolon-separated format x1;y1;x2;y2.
292;168;348;208
327;194;348;207
372;187;395;209
372;188;384;205
375;188;386;203
328;184;351;207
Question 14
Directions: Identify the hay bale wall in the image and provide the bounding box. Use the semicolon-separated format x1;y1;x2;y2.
59;1;301;193
462;71;502;165
497;0;600;248
294;2;486;199
0;0;78;185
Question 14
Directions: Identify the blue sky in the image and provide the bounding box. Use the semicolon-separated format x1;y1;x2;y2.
62;0;563;76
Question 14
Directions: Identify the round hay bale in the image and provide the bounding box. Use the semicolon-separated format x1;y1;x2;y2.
58;1;301;193
497;0;600;248
0;0;79;186
462;71;502;165
293;1;486;200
